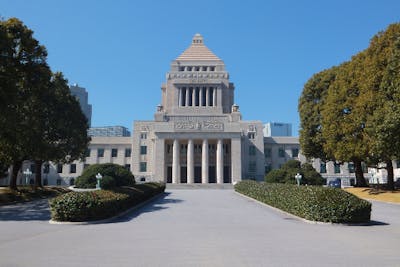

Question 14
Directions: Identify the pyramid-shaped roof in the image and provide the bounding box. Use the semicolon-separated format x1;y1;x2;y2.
176;34;221;61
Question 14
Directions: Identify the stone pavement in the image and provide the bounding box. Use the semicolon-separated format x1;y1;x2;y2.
0;189;399;267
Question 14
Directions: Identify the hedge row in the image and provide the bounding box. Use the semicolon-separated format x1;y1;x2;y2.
235;180;371;223
49;182;165;222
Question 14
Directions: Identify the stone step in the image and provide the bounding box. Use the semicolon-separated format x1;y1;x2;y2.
166;183;234;190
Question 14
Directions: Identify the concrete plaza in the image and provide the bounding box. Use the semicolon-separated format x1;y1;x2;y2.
0;188;399;267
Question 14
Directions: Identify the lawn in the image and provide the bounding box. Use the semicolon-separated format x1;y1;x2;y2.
0;186;70;205
344;187;400;204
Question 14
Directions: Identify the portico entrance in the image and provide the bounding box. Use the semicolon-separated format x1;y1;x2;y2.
164;138;231;184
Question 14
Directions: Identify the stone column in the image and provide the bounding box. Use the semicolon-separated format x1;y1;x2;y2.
192;88;196;107
172;139;180;184
213;87;217;107
206;87;210;106
187;139;194;184
202;139;209;183
185;88;190;107
216;139;224;184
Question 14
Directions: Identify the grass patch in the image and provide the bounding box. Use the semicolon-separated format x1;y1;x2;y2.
0;186;70;205
235;180;371;223
49;182;166;222
344;187;400;204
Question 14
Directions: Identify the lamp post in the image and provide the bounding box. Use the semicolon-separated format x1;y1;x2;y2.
95;173;102;189
295;173;302;186
23;168;32;186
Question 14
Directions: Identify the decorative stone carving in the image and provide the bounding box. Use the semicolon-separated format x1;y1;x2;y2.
174;119;224;131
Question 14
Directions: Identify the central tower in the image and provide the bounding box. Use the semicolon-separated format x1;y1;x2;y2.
133;34;264;184
157;34;235;118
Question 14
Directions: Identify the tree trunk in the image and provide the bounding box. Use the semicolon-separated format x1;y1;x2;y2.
34;160;43;189
354;158;367;187
10;160;22;190
386;160;394;191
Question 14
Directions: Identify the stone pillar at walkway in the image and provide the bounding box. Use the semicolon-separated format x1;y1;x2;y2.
216;139;224;184
202;139;209;183
172;139;180;183
187;139;194;184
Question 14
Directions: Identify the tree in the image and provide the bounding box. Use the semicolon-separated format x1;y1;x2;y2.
362;23;400;190
0;18;90;190
321;57;369;187
299;67;338;161
0;18;50;190
30;72;90;188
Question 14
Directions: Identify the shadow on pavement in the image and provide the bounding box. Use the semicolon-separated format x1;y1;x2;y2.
0;199;51;221
112;192;183;223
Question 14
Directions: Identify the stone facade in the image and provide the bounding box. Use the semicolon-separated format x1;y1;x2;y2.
132;34;265;183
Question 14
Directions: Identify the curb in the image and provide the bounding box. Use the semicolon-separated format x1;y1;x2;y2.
49;192;165;225
235;191;373;226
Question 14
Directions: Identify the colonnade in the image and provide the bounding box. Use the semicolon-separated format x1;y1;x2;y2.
171;138;226;184
178;87;216;107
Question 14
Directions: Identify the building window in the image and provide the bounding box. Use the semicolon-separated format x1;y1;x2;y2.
362;162;368;173
210;66;215;71
334;163;341;174
278;148;285;158
125;164;131;170
140;162;147;172
111;148;118;157
70;164;76;173
84;164;90;170
249;145;256;156
140;132;147;139
85;149;91;157
98;148;104;157
30;164;36;174
57;164;63;173
166;144;171;154
320;163;327;173
223;144;229;154
264;148;271;158
140;146;147;155
348;163;355;173
43;163;50;174
247;132;255;139
265;164;272;174
125;148;131;157
249;161;257;173
292;148;299;158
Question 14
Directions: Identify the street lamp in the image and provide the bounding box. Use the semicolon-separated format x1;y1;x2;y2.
23;168;32;186
95;173;103;189
295;173;302;186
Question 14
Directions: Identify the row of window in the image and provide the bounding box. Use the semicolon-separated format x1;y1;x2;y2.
264;148;299;158
56;163;131;174
86;148;132;158
178;66;216;72
319;162;355;174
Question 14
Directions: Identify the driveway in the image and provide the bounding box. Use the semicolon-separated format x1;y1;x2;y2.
0;189;399;267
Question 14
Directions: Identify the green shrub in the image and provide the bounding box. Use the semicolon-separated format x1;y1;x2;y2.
235;180;371;223
49;182;166;222
100;176;116;189
265;160;324;185
75;163;135;188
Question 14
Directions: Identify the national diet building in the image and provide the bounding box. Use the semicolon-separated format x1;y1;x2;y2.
132;34;265;183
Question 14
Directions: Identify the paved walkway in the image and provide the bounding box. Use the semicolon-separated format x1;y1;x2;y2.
0;189;399;267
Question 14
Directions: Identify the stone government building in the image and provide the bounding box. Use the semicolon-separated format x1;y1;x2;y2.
2;34;397;186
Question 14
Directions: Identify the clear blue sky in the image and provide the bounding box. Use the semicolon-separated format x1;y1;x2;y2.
2;0;400;135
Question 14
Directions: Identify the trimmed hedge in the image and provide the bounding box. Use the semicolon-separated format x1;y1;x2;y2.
75;163;135;188
235;180;371;223
49;182;165;222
